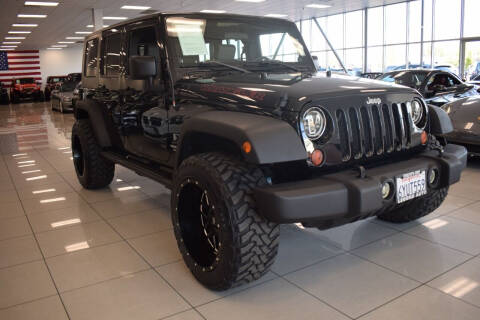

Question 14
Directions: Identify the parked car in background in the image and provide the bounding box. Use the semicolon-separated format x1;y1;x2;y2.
44;75;68;101
441;96;480;156
377;69;479;107
67;72;81;83
468;62;480;80
0;83;9;104
9;78;43;103
468;74;480;92
71;82;82;107
51;79;78;113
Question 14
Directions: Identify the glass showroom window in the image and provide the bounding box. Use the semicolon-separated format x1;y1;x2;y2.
367;7;383;47
408;43;422;67
464;0;480;37
367;46;383;72
301;19;312;51
385;45;407;71
423;0;433;41
311;17;327;52
434;0;461;40
345;11;363;49
408;0;422;43
327;14;344;50
385;2;407;45
433;41;460;74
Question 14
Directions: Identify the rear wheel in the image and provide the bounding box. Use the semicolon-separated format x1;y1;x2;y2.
71;119;114;189
377;187;448;223
172;153;279;290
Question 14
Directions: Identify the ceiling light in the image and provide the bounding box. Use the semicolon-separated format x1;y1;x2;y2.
52;44;67;47
18;14;47;18
121;5;151;10
66;36;83;39
12;23;38;27
3;41;21;44
1;45;17;48
103;16;127;20
5;37;26;39
200;10;226;13
8;31;31;34
235;0;265;2
47;47;62;50
58;41;74;44
86;24;109;28
25;1;59;6
75;31;91;34
306;4;331;9
0;48;15;51
265;14;288;18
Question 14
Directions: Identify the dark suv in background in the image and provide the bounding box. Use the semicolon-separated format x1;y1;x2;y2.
72;13;467;290
44;75;68;101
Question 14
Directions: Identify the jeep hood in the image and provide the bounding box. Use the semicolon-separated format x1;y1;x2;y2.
175;72;419;113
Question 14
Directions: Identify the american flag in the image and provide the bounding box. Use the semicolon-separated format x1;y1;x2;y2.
0;50;41;87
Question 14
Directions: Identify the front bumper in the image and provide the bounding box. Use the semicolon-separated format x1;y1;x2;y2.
254;144;467;227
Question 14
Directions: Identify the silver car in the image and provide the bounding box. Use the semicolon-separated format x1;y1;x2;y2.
51;81;77;113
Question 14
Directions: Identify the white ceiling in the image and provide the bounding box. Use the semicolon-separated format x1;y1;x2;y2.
1;0;408;50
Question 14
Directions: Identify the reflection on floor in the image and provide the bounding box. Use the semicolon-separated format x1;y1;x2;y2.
1;102;480;320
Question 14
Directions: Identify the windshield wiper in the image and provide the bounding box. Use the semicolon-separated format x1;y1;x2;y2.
247;60;302;72
197;61;250;73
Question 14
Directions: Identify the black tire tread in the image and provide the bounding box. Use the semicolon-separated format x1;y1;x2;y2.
72;119;114;189
177;153;279;289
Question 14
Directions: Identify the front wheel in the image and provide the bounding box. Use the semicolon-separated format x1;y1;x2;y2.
71;119;114;189
376;187;448;223
172;153;279;291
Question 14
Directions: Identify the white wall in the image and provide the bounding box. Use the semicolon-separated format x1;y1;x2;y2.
39;45;83;89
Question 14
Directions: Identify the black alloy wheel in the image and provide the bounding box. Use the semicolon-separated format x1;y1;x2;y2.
177;179;221;269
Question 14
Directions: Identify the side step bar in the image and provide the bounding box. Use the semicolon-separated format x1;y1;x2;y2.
101;151;173;189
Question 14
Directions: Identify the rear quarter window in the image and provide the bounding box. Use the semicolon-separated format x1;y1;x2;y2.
84;38;99;77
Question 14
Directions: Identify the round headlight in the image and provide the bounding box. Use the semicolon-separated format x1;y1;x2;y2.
302;107;327;140
411;100;425;125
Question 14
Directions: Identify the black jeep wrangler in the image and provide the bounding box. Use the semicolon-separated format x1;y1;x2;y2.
73;13;467;290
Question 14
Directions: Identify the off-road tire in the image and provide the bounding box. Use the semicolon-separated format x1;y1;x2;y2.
71;119;114;189
377;187;448;223
172;152;280;291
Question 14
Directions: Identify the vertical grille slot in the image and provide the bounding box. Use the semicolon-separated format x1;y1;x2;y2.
348;108;362;159
401;103;412;147
392;103;406;150
382;104;395;153
336;109;351;161
371;105;384;155
360;107;374;157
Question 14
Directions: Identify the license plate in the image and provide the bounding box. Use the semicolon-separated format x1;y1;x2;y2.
395;170;427;204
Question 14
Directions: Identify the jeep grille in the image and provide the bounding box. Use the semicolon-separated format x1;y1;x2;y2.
336;103;413;162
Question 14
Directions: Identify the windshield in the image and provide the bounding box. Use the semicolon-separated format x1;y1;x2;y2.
166;15;314;74
378;71;428;89
15;78;35;85
61;81;77;92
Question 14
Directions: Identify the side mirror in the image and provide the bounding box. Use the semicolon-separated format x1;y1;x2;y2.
129;56;157;80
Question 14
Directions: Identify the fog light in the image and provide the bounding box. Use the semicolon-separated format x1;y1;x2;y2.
382;181;392;199
429;168;438;185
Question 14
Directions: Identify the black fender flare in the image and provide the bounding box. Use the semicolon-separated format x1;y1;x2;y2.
74;99;111;147
176;111;307;166
428;104;453;135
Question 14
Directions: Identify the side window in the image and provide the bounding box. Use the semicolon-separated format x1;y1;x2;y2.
104;32;122;77
127;26;159;74
84;38;99;77
445;75;460;86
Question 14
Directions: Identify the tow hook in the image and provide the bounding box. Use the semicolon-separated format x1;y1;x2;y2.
356;165;366;179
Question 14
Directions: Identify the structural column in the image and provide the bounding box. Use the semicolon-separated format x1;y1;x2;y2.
92;8;103;31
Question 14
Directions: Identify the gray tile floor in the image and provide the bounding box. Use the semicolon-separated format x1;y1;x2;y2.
1;101;480;320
